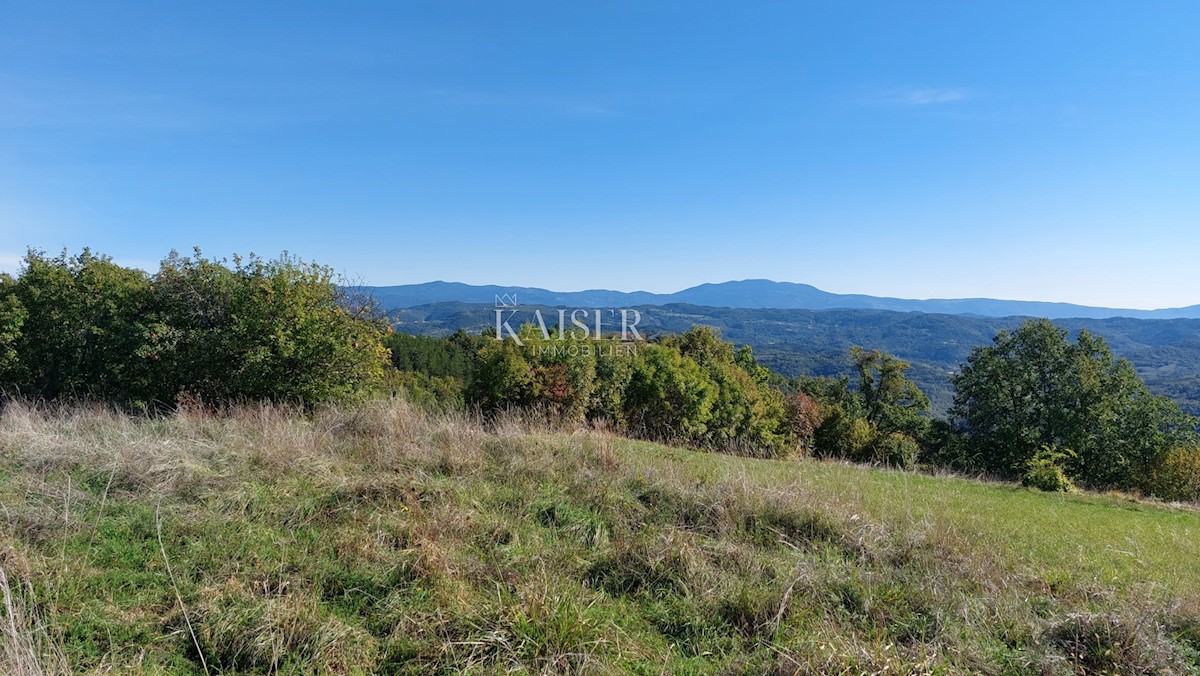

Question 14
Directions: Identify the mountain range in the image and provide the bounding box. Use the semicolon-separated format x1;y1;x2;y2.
362;279;1200;320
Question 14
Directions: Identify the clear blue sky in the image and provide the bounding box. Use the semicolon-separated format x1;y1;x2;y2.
3;1;1198;308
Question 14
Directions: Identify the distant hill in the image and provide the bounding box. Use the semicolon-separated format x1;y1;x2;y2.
360;279;1200;320
389;302;1200;416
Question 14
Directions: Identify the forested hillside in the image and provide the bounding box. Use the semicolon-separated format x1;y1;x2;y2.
393;303;1200;415
362;280;1200;319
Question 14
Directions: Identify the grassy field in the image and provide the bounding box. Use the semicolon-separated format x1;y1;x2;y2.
1;400;1198;674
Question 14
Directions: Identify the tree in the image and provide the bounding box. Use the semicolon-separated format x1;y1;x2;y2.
467;339;536;413
950;319;1194;489
850;346;930;438
800;351;929;468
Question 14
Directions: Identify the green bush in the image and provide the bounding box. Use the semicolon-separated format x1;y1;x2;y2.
1142;446;1200;503
1;250;156;402
812;403;875;461
0;249;391;407
870;431;921;470
1022;445;1077;493
459;325;802;456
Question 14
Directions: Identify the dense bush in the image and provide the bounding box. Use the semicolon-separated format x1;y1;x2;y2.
801;350;929;469
459;325;804;457
1141;445;1200;502
870;431;921;470
1;250;155;402
0;249;391;407
1021;445;1077;493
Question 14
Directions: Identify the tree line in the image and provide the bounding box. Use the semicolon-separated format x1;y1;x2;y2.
3;249;1198;501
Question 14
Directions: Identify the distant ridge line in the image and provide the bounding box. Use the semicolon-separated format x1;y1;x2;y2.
355;279;1200;320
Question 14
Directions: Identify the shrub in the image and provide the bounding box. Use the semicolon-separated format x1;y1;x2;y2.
1142;445;1200;503
784;391;825;454
1022;445;1077;493
624;344;716;442
813;404;875;461
458;324;813;456
870;431;920;470
1;249;391;407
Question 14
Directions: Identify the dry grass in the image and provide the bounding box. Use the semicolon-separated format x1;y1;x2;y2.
0;398;1198;673
1;567;69;676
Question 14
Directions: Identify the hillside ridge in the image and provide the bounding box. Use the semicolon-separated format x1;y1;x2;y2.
360;279;1200;320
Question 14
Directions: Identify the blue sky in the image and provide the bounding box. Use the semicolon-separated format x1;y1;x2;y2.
2;1;1199;308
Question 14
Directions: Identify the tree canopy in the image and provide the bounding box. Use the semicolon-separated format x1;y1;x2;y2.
950;319;1194;488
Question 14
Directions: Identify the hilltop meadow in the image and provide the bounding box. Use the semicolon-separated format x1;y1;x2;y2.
2;399;1200;674
3;250;1200;673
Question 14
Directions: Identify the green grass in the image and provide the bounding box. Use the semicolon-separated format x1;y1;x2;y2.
1;399;1198;674
621;442;1200;593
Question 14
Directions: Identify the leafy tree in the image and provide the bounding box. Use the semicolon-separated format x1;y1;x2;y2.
951;319;1194;489
784;391;825;454
800;350;929;468
662;325;736;366
851;346;930;438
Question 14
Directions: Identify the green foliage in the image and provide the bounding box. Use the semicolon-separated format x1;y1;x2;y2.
851;346;930;439
466;338;537;412
624;343;717;441
0;274;25;375
812;403;874;461
1;249;155;402
951;319;1196;491
0;249;390;406
384;331;476;381
457;325;801;456
394;302;1200;418
803;349;930;469
1021;445;1077;493
1142;445;1200;503
384;370;465;411
870;431;921;470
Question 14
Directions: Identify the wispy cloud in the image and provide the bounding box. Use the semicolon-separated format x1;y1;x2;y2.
871;86;971;106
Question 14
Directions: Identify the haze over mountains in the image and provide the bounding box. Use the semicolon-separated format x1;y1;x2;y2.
366;279;1200;320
